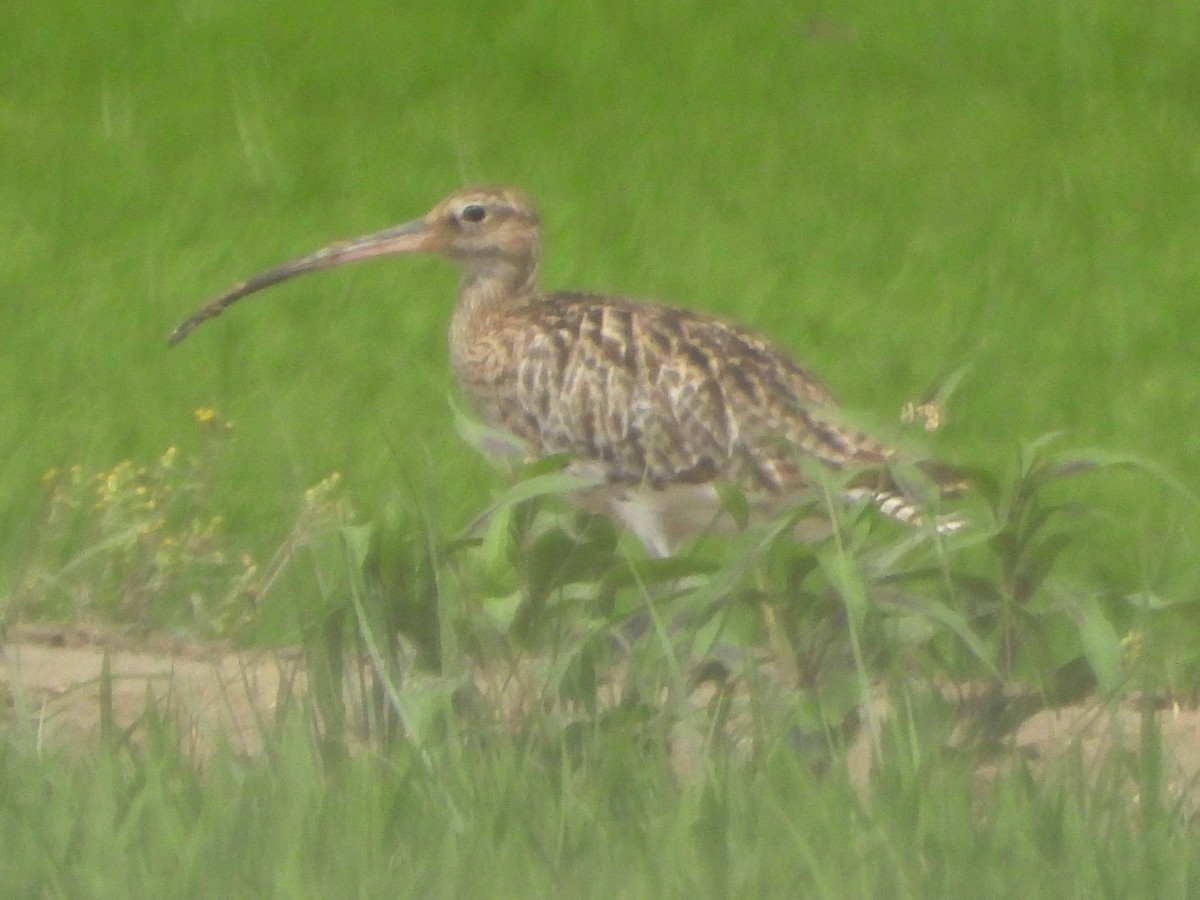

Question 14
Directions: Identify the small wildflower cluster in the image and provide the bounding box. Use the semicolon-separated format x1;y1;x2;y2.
901;400;945;432
15;409;259;634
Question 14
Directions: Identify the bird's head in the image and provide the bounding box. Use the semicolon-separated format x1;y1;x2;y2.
168;185;542;345
422;186;541;275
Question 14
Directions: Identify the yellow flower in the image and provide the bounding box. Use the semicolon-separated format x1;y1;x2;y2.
304;472;343;504
194;407;216;424
901;401;944;432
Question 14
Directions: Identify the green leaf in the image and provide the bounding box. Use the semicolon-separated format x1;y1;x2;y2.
1011;531;1074;600
1046;447;1200;509
1067;593;1123;692
881;611;937;646
478;503;514;576
715;482;750;531
339;523;375;569
1019;432;1069;477
482;591;524;633
597;553;718;601
487;469;609;513
450;401;528;459
1124;592;1198;611
921;357;975;410
818;548;868;632
910;597;1000;678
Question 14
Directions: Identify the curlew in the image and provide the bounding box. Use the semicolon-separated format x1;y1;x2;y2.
170;186;962;556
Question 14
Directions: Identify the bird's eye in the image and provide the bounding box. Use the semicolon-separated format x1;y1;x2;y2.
461;204;487;224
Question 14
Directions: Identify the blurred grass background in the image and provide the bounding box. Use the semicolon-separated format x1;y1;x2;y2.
3;0;1199;598
5;3;1200;892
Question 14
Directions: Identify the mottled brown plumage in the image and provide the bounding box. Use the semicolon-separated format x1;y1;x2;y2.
170;185;960;555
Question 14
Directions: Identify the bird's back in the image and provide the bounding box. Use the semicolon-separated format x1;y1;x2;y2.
455;290;892;497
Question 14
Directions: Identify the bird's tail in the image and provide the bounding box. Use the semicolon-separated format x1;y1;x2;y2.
846;460;969;535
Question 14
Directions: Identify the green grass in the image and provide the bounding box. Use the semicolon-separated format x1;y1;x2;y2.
3;0;1200;895
3;0;1199;576
2;671;1197;898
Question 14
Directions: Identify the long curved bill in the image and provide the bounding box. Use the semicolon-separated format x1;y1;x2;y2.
167;217;434;346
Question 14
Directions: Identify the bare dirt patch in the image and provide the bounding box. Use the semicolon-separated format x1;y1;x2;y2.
1;626;303;755
1003;700;1200;811
3;625;1199;808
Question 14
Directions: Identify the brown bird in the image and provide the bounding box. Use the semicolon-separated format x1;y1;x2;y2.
170;186;962;556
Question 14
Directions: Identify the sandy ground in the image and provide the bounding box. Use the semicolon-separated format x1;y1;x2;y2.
1;626;303;756
2;625;1198;806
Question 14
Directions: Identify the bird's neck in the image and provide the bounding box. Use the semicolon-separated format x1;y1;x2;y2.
449;258;541;378
453;257;540;321
465;255;539;296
